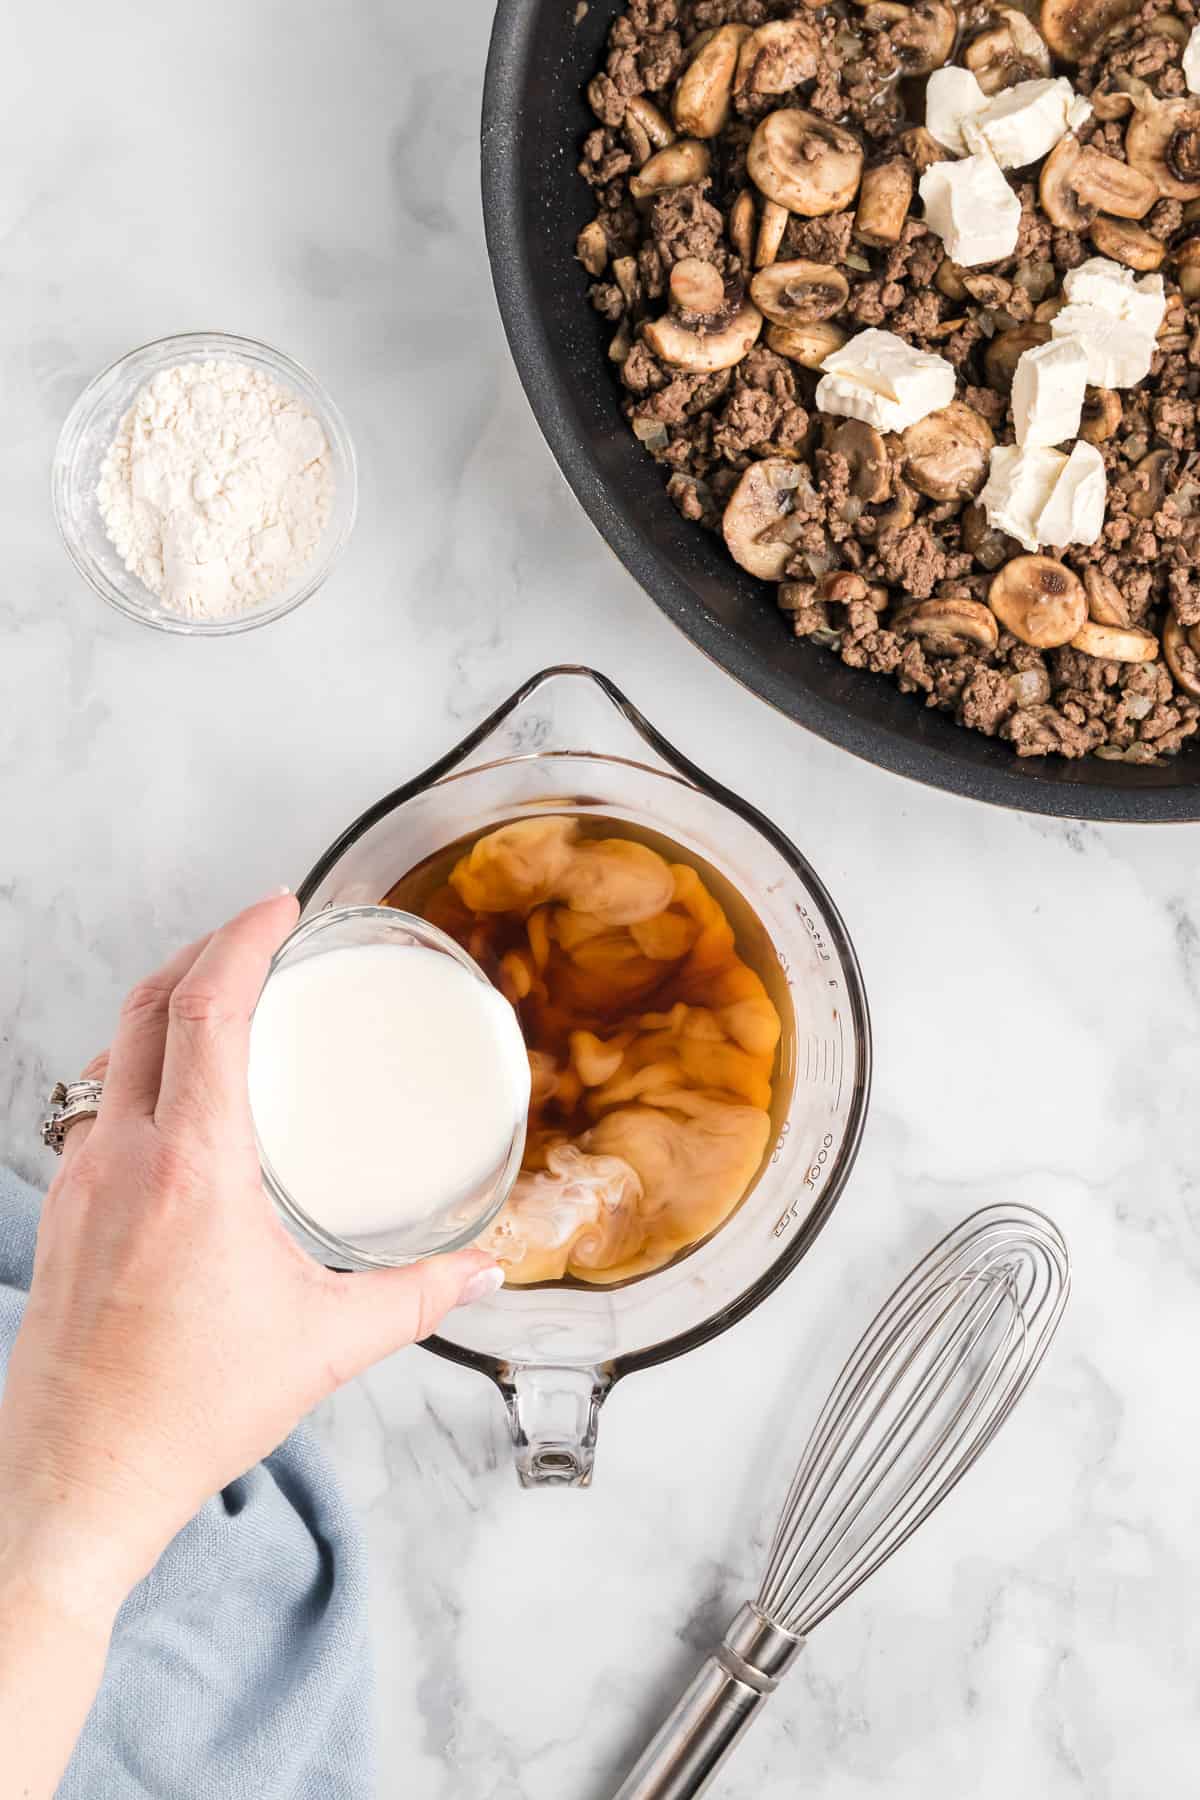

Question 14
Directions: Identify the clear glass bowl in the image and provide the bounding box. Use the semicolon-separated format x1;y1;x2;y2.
251;906;528;1269
297;669;873;1486
51;331;357;636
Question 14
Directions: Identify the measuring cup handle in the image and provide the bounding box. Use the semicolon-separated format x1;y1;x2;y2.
497;1364;609;1487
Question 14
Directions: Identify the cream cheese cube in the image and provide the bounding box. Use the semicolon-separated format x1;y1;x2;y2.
963;77;1093;170
1062;256;1166;337
980;445;1067;553
816;328;957;433
925;66;988;154
1036;441;1106;548
1012;337;1089;448
1051;305;1157;388
1185;23;1200;93
918;154;1022;266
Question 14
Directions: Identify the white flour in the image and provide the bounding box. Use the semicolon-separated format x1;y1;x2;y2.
97;360;335;619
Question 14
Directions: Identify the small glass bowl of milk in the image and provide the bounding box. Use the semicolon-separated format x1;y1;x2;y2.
248;906;531;1268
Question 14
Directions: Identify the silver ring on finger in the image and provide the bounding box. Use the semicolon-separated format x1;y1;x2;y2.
41;1080;105;1155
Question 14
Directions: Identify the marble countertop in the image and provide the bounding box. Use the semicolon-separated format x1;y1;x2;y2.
3;2;1198;1795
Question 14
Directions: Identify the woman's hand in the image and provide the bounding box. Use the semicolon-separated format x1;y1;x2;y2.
0;892;501;1620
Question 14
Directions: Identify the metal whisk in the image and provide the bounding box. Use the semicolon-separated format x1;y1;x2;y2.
613;1205;1070;1800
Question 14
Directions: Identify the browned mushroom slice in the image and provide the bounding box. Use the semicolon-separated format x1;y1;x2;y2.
750;259;850;325
730;191;756;267
983;322;1052;392
1163;610;1200;700
1083;567;1130;628
1088;216;1164;271
874;480;919;540
1040;134;1158;229
668;258;727;317
1125;100;1200;203
1125;448;1173;520
643;299;763;372
577;220;609;278
766;320;847;367
734;18;820;97
626;96;676;151
722;458;814;580
962;501;1014;569
629;140;712;203
747;110;864;216
901;402;994;502
1039;0;1139;63
935;258;969;301
672;25;749;139
965;9;1051;93
882;0;957;75
755;200;790;268
1079;387;1122;444
1176;238;1200;300
893;597;1001;655
855;158;915;247
988;555;1088;648
823;418;892;503
1069;620;1160;661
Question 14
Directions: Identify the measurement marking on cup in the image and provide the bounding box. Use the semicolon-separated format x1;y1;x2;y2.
773;1130;836;1234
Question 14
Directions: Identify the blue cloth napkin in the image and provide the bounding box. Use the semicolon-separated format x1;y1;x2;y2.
0;1166;373;1799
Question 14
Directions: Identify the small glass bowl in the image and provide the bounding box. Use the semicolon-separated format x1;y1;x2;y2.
52;331;358;636
250;906;529;1270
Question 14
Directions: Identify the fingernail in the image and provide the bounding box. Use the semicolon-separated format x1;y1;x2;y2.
257;886;292;903
457;1265;505;1308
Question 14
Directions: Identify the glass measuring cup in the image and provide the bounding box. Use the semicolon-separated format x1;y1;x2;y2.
297;668;871;1487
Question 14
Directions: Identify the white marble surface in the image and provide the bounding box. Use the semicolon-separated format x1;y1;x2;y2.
3;2;1199;1795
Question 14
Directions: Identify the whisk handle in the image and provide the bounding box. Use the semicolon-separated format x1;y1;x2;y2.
611;1604;804;1800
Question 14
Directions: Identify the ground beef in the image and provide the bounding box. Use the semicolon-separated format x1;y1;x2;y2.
577;0;1200;765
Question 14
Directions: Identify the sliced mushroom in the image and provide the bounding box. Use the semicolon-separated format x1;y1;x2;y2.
626;96;676;151
1069;620;1160;661
672;25;749;140
936;258;969;301
882;0;958;75
1033;296;1065;322
668;257;727;317
893;596;1001;655
623;110;654;168
899;125;950;173
750;259;849;325
984;322;1051;392
901;401;994;502
1163;610;1200;700
629;139;712;203
722;457;813;580
1176;237;1200;301
755;200;790;268
734;18;820;98
1125;100;1200;203
965;8;1051;92
643;299;763;372
1039;0;1139;63
1083;567;1130;628
1126;448;1172;520
823;418;891;503
1079;387;1122;444
612;256;641;311
766;319;847;367
874;480;919;540
1039;134;1158;230
962;501;1014;569
988;555;1088;648
1088;216;1164;271
577;220;608;278
730;190;756;267
747;109;864;216
855;158;915;247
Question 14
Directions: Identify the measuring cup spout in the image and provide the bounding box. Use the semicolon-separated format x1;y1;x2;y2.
497;1364;611;1488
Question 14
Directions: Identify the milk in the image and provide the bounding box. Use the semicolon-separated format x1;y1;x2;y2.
248;941;530;1245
